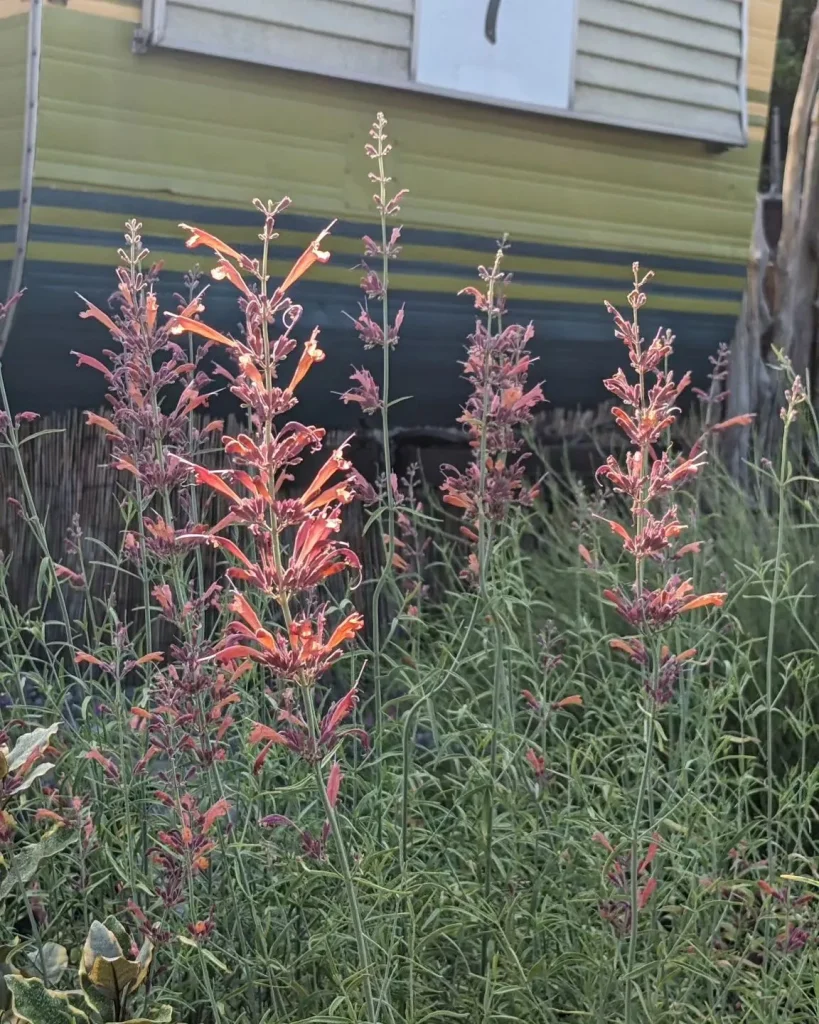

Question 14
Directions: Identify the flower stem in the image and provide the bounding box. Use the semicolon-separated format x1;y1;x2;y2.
625;706;655;1024
480;623;505;977
765;415;791;887
476;245;504;980
304;694;378;1023
370;114;397;848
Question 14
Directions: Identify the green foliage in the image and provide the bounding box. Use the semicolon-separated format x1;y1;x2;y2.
773;0;814;103
0;832;77;903
80;921;151;1006
2;924;168;1024
1;203;819;1024
6;977;86;1024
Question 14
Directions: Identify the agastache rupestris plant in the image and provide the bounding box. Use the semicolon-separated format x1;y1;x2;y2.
164;202;378;1022
594;265;726;1024
441;245;545;978
74;220;218;655
342;112;408;838
441;245;544;582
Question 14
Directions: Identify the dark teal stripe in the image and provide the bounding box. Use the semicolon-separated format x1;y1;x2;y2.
2;223;744;303
10;185;749;279
3;257;736;427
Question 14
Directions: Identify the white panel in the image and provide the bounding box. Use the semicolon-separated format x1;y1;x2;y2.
142;0;748;146
413;0;575;110
625;0;742;28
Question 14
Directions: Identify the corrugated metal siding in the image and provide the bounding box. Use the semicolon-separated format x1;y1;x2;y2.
160;0;413;85
574;0;746;144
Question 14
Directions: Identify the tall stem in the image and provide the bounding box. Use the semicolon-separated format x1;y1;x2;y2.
304;695;378;1023
9;845;49;987
625;708;656;1024
480;621;505;976
370;113;397;847
765;416;791;885
476;247;503;979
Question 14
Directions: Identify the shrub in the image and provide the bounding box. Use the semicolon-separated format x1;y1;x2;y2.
0;116;817;1024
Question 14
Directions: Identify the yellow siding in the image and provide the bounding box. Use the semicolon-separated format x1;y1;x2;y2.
748;0;781;98
34;2;779;268
0;10;28;194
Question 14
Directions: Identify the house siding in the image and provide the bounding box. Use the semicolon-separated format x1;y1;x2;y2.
0;6;28;194
0;3;32;302
573;0;746;143
2;0;780;421
160;0;413;85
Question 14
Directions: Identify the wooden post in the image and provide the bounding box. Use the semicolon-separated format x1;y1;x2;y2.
724;197;773;479
723;1;819;464
771;1;819;386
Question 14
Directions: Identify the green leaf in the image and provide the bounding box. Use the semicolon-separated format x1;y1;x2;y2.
9;763;55;795
100;918;130;954
78;971;109;1018
7;725;59;772
176;936;228;973
781;873;819;888
118;1007;174;1024
36;557;54;605
81;922;152;1001
0;830;76;901
27;944;69;985
7;976;88;1024
0;968;11;1013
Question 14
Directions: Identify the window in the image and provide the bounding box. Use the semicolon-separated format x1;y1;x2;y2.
412;0;576;111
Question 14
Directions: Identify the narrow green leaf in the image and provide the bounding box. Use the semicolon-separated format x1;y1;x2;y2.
176;936;229;973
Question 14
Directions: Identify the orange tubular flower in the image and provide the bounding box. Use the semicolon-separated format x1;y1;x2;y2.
298;450;354;509
211;257;253;297
277;222;335;297
180;224;244;263
597;266;727;708
281;513;361;596
78;297;125;339
287;330;326;393
678;593;726;613
85;412;126;441
218;598;364;687
166;316;237;349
